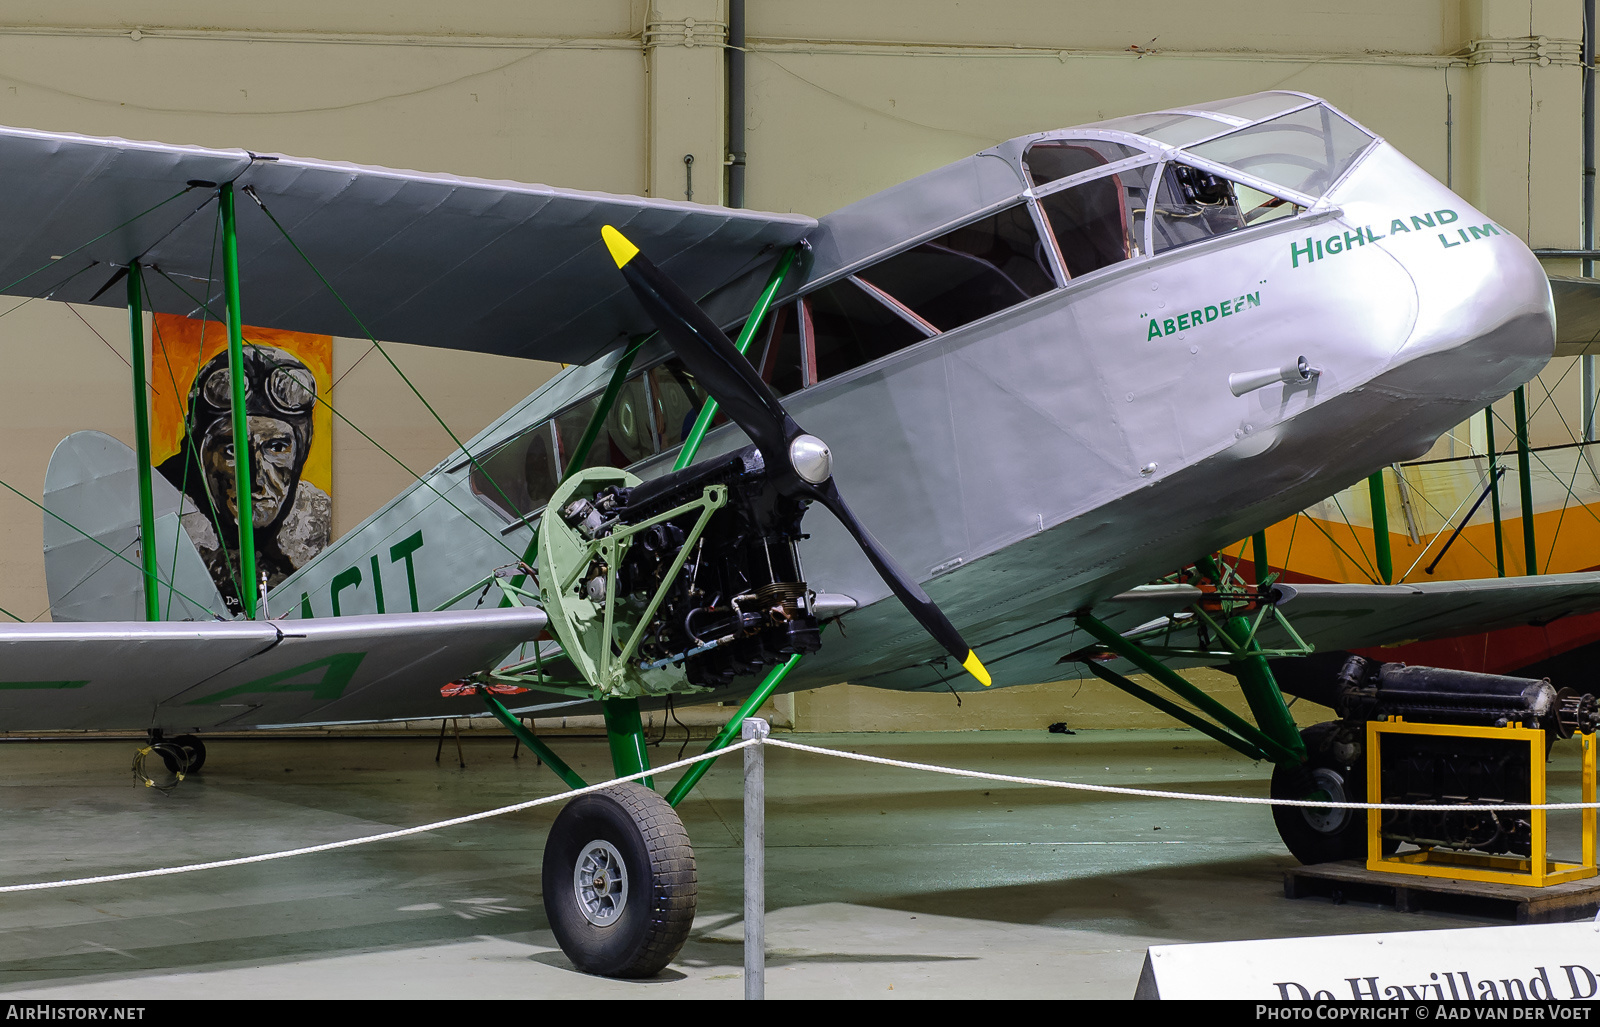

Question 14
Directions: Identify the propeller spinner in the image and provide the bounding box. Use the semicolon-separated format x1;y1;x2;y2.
602;225;991;687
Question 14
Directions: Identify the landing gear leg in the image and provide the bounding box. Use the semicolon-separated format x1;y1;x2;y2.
132;730;204;788
1270;721;1368;864
541;697;696;977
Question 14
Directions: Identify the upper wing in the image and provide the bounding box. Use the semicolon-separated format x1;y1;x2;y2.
0;607;546;732
0;126;816;365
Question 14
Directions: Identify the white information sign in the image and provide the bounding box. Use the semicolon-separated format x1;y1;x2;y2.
1138;920;1600;1000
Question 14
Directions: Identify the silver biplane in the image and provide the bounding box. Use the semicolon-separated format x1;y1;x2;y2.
2;90;1596;977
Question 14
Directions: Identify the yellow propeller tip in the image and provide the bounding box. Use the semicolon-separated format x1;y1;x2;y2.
601;225;639;268
962;650;991;687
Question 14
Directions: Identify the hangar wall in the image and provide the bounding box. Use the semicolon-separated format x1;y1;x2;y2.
0;1;1584;733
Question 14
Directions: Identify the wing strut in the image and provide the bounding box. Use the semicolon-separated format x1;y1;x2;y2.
127;264;161;622
220;183;259;619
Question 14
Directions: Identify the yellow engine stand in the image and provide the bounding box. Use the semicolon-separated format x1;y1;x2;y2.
1365;717;1596;887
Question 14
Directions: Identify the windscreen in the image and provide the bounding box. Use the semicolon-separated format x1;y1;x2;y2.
1185;104;1373;198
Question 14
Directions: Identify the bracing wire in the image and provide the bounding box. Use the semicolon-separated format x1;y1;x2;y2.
239;187;530;527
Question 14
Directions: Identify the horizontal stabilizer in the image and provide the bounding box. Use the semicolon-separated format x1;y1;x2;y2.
0;607;548;733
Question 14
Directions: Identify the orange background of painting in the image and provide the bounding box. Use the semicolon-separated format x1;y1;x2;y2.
147;313;334;495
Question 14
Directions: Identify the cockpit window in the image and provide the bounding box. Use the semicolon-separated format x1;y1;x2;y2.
1091;111;1235;147
1151;163;1303;254
1023;140;1143;188
1185;92;1310;123
1036;162;1154;277
854;202;1058;335
1185;104;1373;197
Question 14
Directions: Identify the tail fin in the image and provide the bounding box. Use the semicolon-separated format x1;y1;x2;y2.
43;431;225;622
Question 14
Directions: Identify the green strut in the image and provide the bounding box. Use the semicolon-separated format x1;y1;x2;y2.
675;246;799;472
666;651;803;807
127;264;160;622
602;698;653;787
219;183;258;619
1367;470;1392;584
1075;610;1301;766
479;693;586;790
1513;385;1537;575
1486;407;1506;577
1196;556;1304;764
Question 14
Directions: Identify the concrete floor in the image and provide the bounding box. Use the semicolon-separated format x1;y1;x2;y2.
0;728;1588;1000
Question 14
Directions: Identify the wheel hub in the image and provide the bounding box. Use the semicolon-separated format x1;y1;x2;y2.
573;839;628;927
1301;766;1351;834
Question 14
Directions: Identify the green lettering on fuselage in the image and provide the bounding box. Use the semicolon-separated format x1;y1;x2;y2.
1143;290;1261;341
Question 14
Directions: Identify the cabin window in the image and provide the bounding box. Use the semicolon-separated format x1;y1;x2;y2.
803;278;932;383
648;359;710;451
1185;104;1372;198
467;319;807;524
1022;140;1143;188
1035;163;1154;277
470;422;559;523
852;203;1057;336
755;302;804;397
553;374;655;472
1151;163;1302;254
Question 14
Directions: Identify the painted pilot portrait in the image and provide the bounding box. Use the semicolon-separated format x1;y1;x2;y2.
152;318;335;614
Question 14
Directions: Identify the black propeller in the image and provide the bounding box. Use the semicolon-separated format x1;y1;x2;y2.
602;225;991;687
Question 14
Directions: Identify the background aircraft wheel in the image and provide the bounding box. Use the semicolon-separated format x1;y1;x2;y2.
542;783;696;978
170;735;206;774
1270;721;1369;864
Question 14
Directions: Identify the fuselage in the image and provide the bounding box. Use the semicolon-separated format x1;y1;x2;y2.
270;91;1554;713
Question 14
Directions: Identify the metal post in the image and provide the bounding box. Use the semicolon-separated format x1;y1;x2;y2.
742;716;768;1001
1513;385;1537;575
219;183;258;618
1486;408;1506;577
1367;470;1392;584
127;264;160;621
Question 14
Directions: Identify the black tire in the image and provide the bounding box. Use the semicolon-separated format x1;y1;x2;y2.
171;735;206;774
1271;721;1368;864
542;783;696;978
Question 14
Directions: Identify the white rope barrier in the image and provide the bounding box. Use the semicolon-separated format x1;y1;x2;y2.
0;739;757;894
766;737;1600;813
1;731;1595;895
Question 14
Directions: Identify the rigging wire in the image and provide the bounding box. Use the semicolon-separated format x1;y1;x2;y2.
0;185;200;298
239;187;529;525
145;216;526;566
0;473;217;614
146;205;247;610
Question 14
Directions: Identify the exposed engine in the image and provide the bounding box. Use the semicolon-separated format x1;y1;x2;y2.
1320;655;1597;857
556;445;823;689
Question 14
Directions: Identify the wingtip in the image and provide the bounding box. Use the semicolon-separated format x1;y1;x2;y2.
962;650;992;687
601;224;639;268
